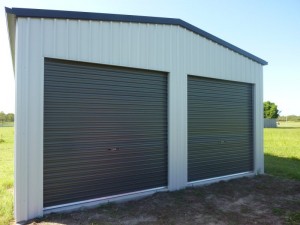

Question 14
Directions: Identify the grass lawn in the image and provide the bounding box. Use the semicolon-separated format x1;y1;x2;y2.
264;121;300;180
0;126;14;225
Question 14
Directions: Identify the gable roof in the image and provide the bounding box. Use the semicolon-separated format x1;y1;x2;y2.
5;7;267;66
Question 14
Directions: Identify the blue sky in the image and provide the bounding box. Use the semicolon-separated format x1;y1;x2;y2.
1;0;300;115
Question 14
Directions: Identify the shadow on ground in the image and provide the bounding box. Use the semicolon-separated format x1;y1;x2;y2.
265;154;300;181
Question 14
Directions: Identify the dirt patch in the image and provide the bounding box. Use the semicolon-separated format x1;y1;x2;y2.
26;175;300;225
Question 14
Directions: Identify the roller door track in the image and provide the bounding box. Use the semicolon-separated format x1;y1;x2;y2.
188;76;253;182
44;58;168;207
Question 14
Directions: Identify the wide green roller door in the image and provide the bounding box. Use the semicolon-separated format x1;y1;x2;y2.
44;58;168;207
188;76;253;182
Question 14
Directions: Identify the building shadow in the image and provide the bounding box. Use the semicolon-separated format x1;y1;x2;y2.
264;154;300;181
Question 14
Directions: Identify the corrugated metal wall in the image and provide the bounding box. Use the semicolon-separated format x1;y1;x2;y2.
14;17;264;221
264;119;277;128
39;19;261;83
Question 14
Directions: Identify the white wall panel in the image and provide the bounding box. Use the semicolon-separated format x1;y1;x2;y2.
67;20;77;60
55;19;67;58
27;18;42;219
15;18;44;222
35;18;262;84
14;18;28;222
15;17;264;222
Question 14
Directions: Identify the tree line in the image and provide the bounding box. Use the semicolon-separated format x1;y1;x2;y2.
278;115;300;122
0;111;14;122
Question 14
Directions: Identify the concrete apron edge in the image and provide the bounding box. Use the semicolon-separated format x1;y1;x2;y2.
43;186;167;215
187;171;255;187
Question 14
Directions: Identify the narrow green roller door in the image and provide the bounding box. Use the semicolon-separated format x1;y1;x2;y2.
44;58;168;207
188;76;253;182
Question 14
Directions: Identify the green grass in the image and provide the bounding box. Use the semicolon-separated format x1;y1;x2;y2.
264;122;300;180
0;126;14;225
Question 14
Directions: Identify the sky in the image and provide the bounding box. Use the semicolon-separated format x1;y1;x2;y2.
0;0;300;115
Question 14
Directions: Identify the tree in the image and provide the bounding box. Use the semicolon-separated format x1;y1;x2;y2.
0;111;15;123
5;113;14;122
0;111;5;123
264;101;280;119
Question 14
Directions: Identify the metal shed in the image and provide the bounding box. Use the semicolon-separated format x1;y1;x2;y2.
5;7;267;223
